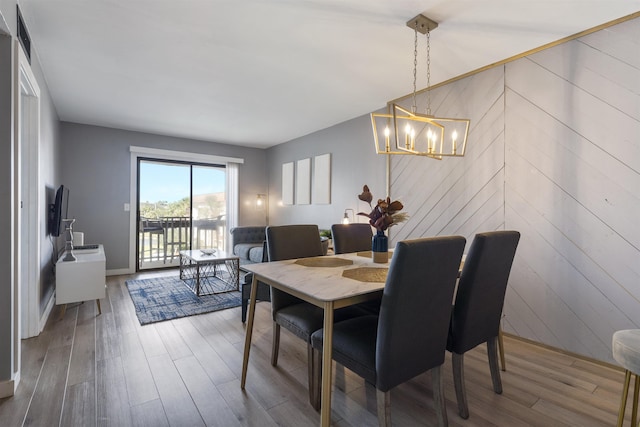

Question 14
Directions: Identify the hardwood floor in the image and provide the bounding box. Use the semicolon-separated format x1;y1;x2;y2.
0;270;632;426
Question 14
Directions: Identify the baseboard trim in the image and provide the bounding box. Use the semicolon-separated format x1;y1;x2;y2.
0;372;19;398
503;332;621;371
107;268;133;276
39;293;55;333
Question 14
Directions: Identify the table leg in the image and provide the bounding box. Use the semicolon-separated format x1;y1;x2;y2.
241;274;260;390
233;259;239;291
196;263;201;296
321;301;334;427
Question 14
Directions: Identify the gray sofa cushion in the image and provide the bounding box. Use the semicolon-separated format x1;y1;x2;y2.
230;226;267;265
234;242;262;260
248;246;264;263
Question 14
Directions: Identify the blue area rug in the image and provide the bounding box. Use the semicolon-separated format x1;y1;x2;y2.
126;276;241;325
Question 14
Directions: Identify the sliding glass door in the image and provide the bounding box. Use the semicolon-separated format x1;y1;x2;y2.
192;165;226;253
137;159;226;270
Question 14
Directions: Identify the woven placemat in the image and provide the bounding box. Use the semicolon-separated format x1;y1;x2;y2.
356;251;373;258
295;257;354;268
342;267;388;283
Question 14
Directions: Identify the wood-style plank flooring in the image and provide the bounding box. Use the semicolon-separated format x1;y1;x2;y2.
0;270;633;426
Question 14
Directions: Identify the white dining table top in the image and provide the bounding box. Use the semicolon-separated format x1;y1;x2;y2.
241;252;389;303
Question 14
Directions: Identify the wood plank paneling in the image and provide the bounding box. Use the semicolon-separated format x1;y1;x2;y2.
504;19;640;362
391;16;640;364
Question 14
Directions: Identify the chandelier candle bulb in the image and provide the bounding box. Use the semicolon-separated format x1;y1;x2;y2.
405;124;411;148
430;129;437;154
384;126;390;151
452;130;458;154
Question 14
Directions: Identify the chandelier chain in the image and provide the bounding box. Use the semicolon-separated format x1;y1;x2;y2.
426;29;431;116
412;22;418;114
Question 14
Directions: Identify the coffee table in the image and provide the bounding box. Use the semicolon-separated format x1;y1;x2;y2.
179;249;240;296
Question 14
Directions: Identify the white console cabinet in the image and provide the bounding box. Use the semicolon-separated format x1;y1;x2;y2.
56;244;106;316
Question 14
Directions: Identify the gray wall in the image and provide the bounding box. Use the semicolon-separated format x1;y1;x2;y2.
266;16;640;363
37;47;62;314
60;123;268;270
0;0;15;35
266;113;387;231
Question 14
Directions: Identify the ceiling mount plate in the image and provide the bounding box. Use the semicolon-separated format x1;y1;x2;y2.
406;14;438;34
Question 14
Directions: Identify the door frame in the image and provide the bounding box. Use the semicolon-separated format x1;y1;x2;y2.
128;146;243;274
14;40;43;341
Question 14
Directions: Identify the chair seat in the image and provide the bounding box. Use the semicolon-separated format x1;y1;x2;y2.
613;329;640;375
276;304;369;342
311;315;378;384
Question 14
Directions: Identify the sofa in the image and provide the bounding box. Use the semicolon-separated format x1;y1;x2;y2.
230;226;270;322
230;226;266;265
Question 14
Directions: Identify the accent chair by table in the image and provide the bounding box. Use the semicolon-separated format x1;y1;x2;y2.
311;236;466;426
447;230;521;419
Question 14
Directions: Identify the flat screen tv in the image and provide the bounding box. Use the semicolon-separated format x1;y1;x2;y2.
49;185;69;237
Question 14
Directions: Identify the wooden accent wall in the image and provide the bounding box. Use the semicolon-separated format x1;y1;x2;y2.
390;17;640;363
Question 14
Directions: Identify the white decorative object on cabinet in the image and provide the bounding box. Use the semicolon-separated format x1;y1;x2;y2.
56;244;106;318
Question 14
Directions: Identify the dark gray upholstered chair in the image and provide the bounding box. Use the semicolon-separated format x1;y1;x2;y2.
447;230;520;419
330;223;373;254
331;223;382;314
266;224;367;409
311;236;466;426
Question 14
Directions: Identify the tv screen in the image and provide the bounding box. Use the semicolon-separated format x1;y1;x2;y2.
49;185;69;237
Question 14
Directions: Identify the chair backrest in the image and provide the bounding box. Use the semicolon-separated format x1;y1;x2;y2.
331;223;373;254
266;225;323;261
376;236;466;392
448;230;521;354
266;225;324;314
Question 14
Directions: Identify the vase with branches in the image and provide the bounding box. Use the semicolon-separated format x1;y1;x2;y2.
357;185;408;263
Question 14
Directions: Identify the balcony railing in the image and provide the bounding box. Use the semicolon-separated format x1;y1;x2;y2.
138;215;226;269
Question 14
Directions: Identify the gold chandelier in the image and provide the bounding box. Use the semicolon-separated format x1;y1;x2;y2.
371;14;470;159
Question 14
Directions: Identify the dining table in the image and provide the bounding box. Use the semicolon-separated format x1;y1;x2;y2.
240;251;390;427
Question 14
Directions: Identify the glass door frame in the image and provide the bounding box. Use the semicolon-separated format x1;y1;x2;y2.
136;157;226;271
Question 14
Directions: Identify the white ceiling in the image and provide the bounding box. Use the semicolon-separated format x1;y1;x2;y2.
18;1;640;148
